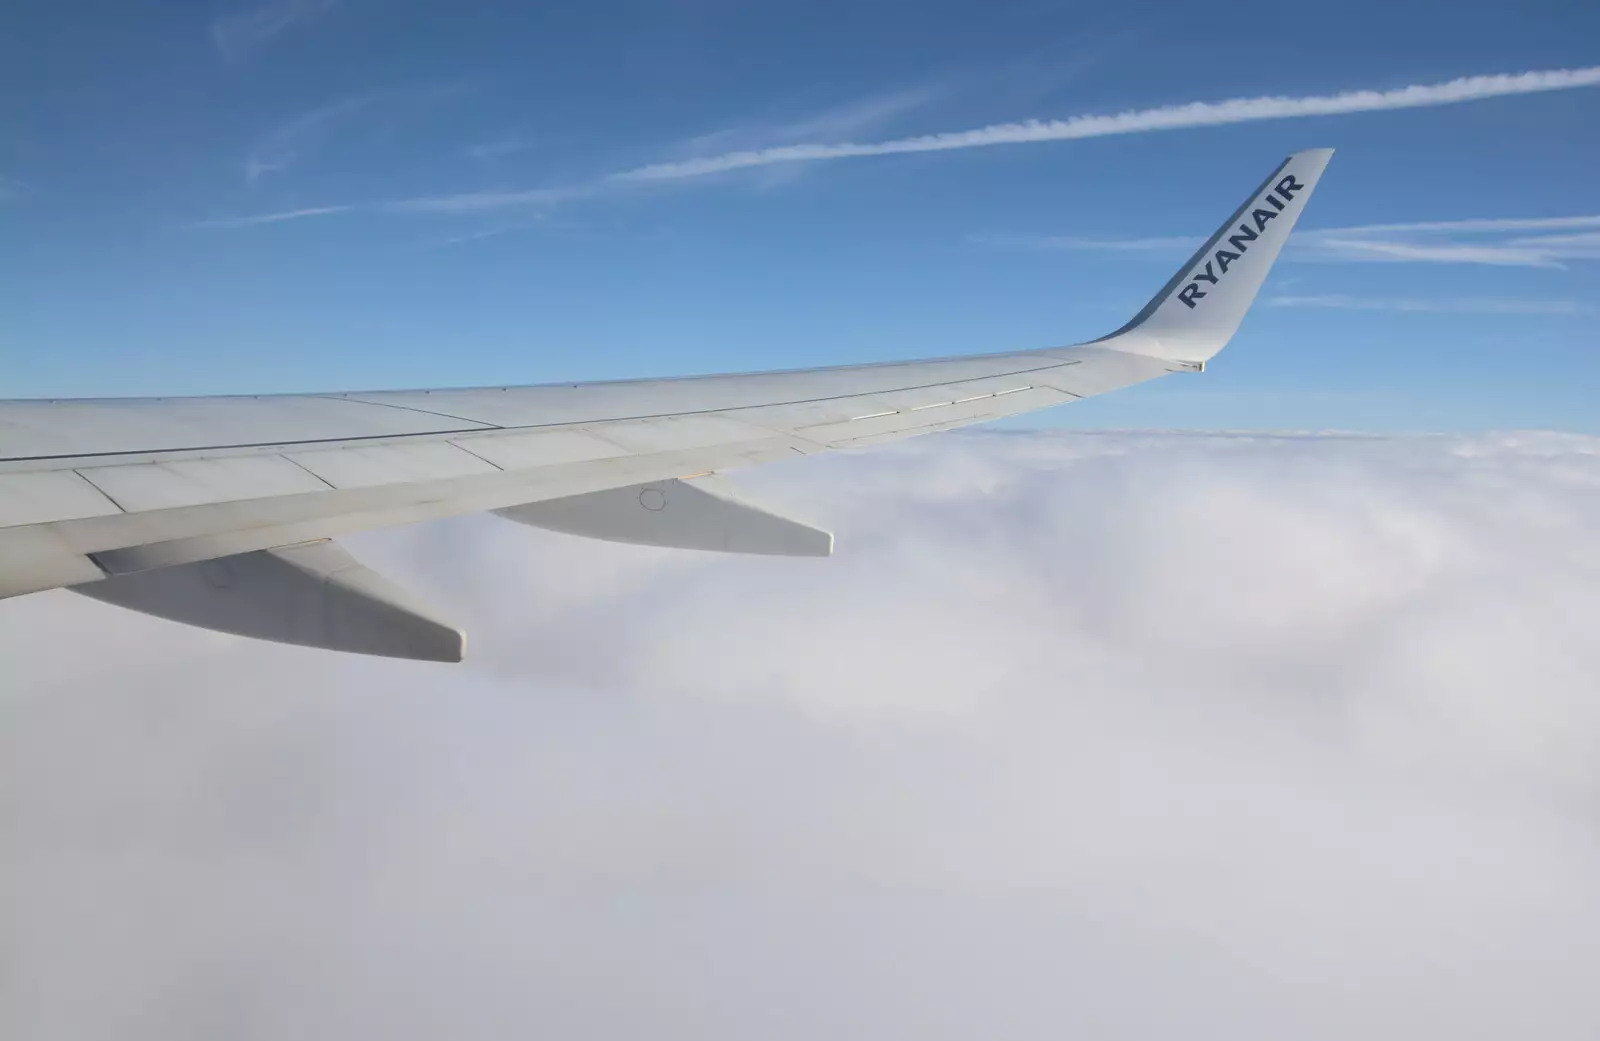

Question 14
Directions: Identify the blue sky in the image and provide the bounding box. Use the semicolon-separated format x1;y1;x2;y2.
3;0;1597;432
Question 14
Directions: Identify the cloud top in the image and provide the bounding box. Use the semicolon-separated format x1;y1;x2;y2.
4;431;1600;1039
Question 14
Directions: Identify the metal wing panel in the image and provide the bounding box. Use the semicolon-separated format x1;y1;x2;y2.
0;344;1166;593
0;395;492;464
287;442;502;489
794;387;1076;446
0;349;1130;472
0;470;122;526
720;395;904;432
448;428;630;469
334;351;1064;429
579;414;782;454
76;455;331;511
1036;347;1185;396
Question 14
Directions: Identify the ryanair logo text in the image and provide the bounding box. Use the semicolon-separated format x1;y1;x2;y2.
1176;173;1306;309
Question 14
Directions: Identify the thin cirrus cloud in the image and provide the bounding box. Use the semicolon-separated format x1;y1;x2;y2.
1332;215;1600;234
240;85;470;185
1265;294;1593;315
216;88;944;222
990;214;1600;269
198;65;1600;227
243;94;376;183
465;136;531;164
1507;229;1600;258
383;186;576;215
185;192;565;229
190;205;353;229
1308;237;1573;267
211;0;337;62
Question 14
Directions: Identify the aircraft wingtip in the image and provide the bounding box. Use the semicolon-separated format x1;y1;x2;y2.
1092;148;1336;362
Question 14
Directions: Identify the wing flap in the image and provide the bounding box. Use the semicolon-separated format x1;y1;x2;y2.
1;526;106;598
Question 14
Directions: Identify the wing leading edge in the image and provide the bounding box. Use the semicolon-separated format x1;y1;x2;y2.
0;149;1334;658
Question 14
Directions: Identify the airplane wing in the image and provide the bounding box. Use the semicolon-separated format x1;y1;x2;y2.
0;149;1333;660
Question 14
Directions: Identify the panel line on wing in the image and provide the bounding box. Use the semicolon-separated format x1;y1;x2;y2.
812;384;1037;429
444;440;508;471
0;469;125;526
279;453;341;490
1;360;1085;466
71;469;131;512
328;394;511;428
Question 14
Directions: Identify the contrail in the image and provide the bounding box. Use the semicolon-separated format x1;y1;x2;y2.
612;67;1600;182
191;205;352;229
201;66;1600;225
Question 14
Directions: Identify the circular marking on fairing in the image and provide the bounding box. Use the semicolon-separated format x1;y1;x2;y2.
202;558;238;589
638;487;667;511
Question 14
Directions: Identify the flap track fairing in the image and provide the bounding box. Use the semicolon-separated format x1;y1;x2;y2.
494;475;833;557
73;540;464;662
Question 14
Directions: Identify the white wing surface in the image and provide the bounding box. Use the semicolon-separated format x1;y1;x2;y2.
0;149;1333;659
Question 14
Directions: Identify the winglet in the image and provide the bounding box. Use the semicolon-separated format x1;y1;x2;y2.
1095;148;1334;364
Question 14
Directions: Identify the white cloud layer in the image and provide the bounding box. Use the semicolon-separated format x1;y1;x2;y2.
5;431;1600;1040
